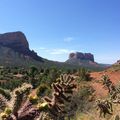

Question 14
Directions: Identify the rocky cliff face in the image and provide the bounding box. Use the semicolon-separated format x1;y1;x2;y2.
0;31;29;48
66;52;109;69
69;52;94;62
65;52;102;68
0;31;43;61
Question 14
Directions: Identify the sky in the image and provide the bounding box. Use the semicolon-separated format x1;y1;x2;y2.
0;0;120;64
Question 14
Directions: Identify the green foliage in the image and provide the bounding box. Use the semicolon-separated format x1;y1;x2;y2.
78;68;91;82
68;85;94;119
0;87;11;100
36;83;51;97
29;66;38;77
37;67;62;86
0;94;8;111
48;67;60;84
0;66;99;120
26;66;38;88
1;79;24;90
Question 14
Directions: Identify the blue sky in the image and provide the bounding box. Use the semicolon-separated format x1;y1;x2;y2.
0;0;120;64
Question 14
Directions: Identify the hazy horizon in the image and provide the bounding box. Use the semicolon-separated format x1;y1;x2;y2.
0;0;120;64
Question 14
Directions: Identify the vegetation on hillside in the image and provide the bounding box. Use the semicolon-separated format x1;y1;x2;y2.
1;65;120;120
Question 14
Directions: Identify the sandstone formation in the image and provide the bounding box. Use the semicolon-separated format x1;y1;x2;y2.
0;31;43;61
65;52;103;68
0;31;29;48
69;52;94;62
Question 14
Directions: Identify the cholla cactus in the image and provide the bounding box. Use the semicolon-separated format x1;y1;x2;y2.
0;94;8;112
0;74;76;120
96;99;113;118
0;83;33;120
101;75;116;96
101;74;113;91
10;83;32;114
42;74;76;119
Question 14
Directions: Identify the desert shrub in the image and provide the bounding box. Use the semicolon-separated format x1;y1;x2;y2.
67;85;94;118
78;68;91;82
63;85;94;120
66;69;71;74
44;68;50;75
39;67;61;85
72;69;77;74
0;87;11;100
48;67;60;83
36;83;51;97
1;79;23;90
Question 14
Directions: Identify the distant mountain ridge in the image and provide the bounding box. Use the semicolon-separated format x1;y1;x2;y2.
0;31;110;70
0;31;78;69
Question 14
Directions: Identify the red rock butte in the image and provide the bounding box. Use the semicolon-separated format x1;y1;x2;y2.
0;31;29;49
0;31;43;61
69;52;94;62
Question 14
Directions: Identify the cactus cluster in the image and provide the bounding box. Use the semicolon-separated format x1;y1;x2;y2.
102;75;115;90
96;75;120;118
43;74;76;119
102;75;120;102
10;83;32;114
0;74;76;120
17;74;76;120
0;83;33;120
0;94;8;112
96;99;113;118
101;74;117;100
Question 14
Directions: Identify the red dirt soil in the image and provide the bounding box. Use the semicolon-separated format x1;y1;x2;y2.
90;70;120;98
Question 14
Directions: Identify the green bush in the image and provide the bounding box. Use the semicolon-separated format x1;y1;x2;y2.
0;87;11;100
78;68;91;82
36;84;51;97
74;86;93;109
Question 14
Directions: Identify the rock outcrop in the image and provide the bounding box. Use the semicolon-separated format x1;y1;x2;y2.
0;31;29;48
114;60;120;65
66;52;109;69
65;52;104;68
69;52;94;62
0;31;43;61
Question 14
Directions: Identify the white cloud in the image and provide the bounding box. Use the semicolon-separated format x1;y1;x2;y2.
38;47;46;50
64;37;73;42
49;49;75;55
35;47;76;55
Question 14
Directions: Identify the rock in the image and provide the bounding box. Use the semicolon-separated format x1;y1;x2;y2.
69;52;94;62
0;31;29;49
0;31;43;62
66;52;107;69
69;53;76;59
114;60;120;65
84;53;94;62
